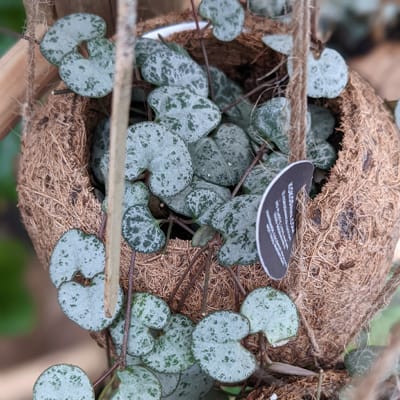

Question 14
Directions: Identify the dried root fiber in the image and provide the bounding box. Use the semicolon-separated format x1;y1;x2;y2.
18;12;400;369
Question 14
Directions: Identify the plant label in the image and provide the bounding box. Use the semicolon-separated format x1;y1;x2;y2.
256;160;314;280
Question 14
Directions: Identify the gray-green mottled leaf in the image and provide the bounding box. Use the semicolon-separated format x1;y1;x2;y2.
211;195;261;266
243;152;288;195
191;311;256;383
141;49;208;97
148;86;221;143
192;225;217;248
91;118;110;184
163;364;214;400
161;177;230;218
288;48;348;99
344;346;386;377
186;189;226;225
308;104;335;143
40;13;106;66
103;181;149;214
122;205;166;253
33;364;94;400
249;0;291;17
135;38;169;67
142;314;195;374
153;372;180;397
190;123;252;187
395;101;400;129
262;34;292;55
113;367;162;400
110;292;170;357
126;122;193;197
252;97;311;154
240;287;299;347
207;66;253;128
49;229;105;289
307;141;336;170
59;38;115;97
199;0;244;42
58;273;123;331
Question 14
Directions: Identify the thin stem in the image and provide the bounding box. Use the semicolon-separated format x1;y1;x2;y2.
231;143;267;197
119;251;136;370
168;215;195;235
234;266;240;311
93;361;120;389
98;374;117;400
310;0;320;45
200;249;213;316
51;88;74;95
190;0;215;101
162;218;173;253
98;212;107;239
226;266;246;297
316;369;324;400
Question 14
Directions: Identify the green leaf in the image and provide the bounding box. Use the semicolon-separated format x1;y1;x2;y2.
189;123;252;187
135;37;169;67
207;66;252;128
110;292;171;357
122;205;166;253
113;367;162;400
243;152;288;195
307;141;336;170
33;364;94;400
210;195;261;266
249;0;291;17
142;314;196;374
153;371;180;397
0;128;20;201
126;122;193;197
288;48;349;99
240;287;299;347
161;177;230;218
191;311;256;383
90;118;110;184
395;101;400;129
141;49;208;97
186;189;225;225
192;225;217;248
148;86;221;144
198;0;245;42
103;181;149;214
308;104;335;143
59;37;115;97
58;273;123;331
49;229;105;289
162;363;214;399
262;34;293;55
40;13;106;66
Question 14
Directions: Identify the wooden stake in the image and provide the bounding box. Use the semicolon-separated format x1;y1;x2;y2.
104;0;137;317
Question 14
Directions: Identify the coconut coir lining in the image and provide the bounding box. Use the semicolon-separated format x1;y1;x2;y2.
18;12;400;370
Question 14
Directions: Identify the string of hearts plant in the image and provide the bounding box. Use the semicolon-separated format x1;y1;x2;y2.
31;1;363;399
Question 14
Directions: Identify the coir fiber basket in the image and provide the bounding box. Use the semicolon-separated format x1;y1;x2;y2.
17;10;400;373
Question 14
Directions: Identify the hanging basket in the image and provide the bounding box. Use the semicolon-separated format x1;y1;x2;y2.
17;10;400;372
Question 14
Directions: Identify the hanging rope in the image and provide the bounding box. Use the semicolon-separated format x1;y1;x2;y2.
287;0;311;162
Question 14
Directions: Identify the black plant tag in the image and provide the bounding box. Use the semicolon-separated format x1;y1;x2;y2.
256;160;314;280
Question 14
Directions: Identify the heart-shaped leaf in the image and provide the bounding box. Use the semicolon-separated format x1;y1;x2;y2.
142;314;195;374
103;181;149;214
161;177;230;218
153;372;180;397
262;34;293;55
141;49;208;97
186;189;226;225
125;122;193;197
40;13;106;66
307;141;336;170
191;225;217;248
33;364;94;400
250;0;291;17
308;104;335;143
49;229;105;289
113;367;162;400
395;101;400;129
189;123;253;187
163;363;214;400
199;0;245;42
191;311;256;383
148;86;221;144
288;48;349;99
207;66;253;128
243;152;288;195
122;205;166;253
58;273;123;331
252;97;311;154
110;292;171;357
135;38;169;67
90;118;110;184
59;37;115;97
240;287;299;347
211;195;261;266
